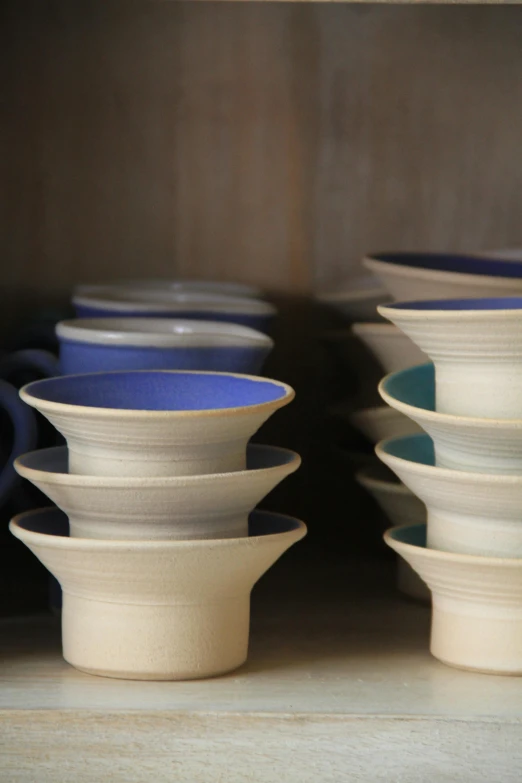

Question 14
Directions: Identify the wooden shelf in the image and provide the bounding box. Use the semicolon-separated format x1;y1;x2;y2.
2;562;521;782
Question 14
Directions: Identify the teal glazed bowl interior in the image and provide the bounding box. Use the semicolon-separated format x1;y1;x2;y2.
380;362;435;411
386;522;427;548
378;432;435;467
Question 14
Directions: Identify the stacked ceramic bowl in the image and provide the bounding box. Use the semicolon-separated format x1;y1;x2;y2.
8;279;307;680
377;296;522;675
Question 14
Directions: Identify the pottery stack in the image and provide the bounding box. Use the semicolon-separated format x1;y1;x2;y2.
377;296;522;675
8;280;307;681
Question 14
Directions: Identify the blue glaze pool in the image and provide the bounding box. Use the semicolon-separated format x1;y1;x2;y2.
381;363;435;411
383;296;522;311
370;252;522;279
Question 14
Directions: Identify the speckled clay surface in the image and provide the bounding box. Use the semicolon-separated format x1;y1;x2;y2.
10;507;307;680
20;370;294;477
379;363;522;474
378;433;522;558
386;523;522;675
350;323;427;374
379;297;522;419
15;444;300;540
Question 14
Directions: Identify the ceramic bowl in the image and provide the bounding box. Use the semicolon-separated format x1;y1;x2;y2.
15;444;300;540
74;280;264;299
350;322;428;374
0;380;38;508
10;507;306;680
316;276;388;322
72;289;276;333
385;523;522;674
55;318;273;376
20;370;294;477
379;363;522;474
377;432;522;558
355;464;428;602
363;252;522;301
379;297;522;418
348;405;422;445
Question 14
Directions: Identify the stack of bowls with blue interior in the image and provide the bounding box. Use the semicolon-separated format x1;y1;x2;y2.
369;251;522;674
7;278;306;680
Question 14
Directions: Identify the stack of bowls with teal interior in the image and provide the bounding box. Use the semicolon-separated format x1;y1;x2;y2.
7;278;306;680
373;261;522;674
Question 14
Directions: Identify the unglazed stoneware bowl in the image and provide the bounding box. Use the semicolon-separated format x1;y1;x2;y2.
15;444;300;540
20;370;294;477
349;405;422;445
350;322;427;374
379;363;522;474
74;280;264;299
363;252;522;301
385;523;522;674
72;289;276;333
379;297;522;419
55;318;274;376
10;507;307;680
355;464;428;602
316;276;388;322
377;432;522;558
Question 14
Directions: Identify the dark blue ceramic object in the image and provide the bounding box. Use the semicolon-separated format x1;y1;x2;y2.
22;370;289;411
382;296;522;312
370;252;522;279
0;379;38;508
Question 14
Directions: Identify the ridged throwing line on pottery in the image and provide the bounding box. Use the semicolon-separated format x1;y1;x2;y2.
19;370;295;477
363;252;522;302
379;296;522;419
377;432;522;558
10;507;307;680
379;363;522;474
15;444;301;540
385;524;522;675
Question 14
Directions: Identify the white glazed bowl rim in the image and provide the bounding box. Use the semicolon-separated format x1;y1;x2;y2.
20;369;295;419
363;253;522;286
379;363;522;429
15;444;301;487
56;318;274;348
385;522;522;568
379;297;522;319
72;288;276;316
377;432;522;485
10;506;307;549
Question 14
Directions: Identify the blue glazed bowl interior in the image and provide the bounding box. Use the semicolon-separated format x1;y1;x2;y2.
24;371;289;411
382;363;435;411
380;432;435;467
371;252;522;279
387;523;427;548
383;296;522;312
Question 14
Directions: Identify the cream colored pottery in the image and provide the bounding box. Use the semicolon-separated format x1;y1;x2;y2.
350;323;427;374
363;252;522;302
377;432;522;558
74;280;264;299
316;276;388;322
19;370;294;477
355;465;429;602
379;363;522;474
10;507;307;680
15;444;300;540
349;405;422;445
385;523;522;674
379;297;522;418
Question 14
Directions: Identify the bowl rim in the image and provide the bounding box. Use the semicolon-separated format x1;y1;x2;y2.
379;297;522;319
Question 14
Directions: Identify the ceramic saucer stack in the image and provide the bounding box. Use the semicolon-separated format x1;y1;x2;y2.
377;297;522;675
11;370;306;680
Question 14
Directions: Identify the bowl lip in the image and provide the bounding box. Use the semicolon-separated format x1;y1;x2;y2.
19;369;295;419
315;275;388;304
14;443;301;487
348;404;403;423
378;297;522;318
9;506;307;550
363;252;522;282
56;318;274;348
354;466;410;495
376;432;522;485
72;288;277;316
74;279;264;299
385;522;522;567
379;364;522;430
